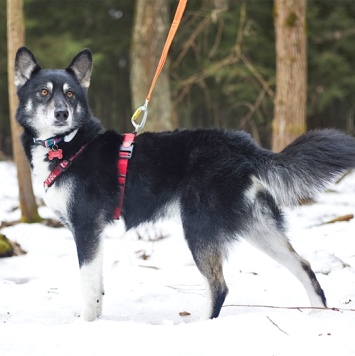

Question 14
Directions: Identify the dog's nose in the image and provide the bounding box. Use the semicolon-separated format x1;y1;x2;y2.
54;109;69;122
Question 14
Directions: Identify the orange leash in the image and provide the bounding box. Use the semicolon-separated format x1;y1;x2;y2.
131;0;188;132
146;0;188;103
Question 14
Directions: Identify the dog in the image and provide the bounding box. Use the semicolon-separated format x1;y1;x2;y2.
14;47;355;321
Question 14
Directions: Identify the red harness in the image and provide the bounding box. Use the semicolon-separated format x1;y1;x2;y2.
43;133;136;220
44;144;88;192
113;133;136;219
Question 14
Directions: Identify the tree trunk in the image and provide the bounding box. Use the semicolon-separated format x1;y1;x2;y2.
7;0;40;222
130;0;174;132
272;0;307;152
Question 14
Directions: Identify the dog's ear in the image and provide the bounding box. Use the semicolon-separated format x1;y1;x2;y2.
66;49;93;90
15;47;41;88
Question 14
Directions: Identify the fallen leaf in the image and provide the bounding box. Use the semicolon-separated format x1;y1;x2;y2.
179;311;191;317
323;214;354;225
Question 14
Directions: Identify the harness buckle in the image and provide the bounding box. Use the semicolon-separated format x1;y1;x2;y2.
119;144;134;159
119;134;135;159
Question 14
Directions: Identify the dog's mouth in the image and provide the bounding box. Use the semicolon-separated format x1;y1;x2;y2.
51;121;74;137
54;122;69;127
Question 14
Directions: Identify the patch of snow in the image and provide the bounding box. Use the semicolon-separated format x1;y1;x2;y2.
1;162;355;355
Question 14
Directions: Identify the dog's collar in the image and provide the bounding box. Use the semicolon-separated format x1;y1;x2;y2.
33;129;79;147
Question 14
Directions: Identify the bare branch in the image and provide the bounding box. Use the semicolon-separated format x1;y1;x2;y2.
223;304;355;312
267;316;289;336
240;54;274;97
175;54;239;92
173;15;212;69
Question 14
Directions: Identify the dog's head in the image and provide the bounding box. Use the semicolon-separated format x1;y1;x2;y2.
15;47;93;139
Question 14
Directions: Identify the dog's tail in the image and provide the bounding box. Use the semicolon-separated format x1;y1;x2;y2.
257;129;355;206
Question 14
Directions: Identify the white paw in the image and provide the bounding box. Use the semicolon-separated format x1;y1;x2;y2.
80;307;98;322
80;292;104;321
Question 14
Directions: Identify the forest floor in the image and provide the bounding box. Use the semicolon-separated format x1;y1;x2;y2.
1;161;355;356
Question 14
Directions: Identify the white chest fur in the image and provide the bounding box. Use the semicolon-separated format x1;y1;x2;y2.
31;146;72;224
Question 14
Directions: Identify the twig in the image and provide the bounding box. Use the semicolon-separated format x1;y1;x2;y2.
321;214;354;225
138;265;160;270
222;304;355;312
239;87;267;129
165;284;205;295
240;54;274;97
310;214;354;228
173;15;212;68
267;316;289;336
235;0;246;57
1;218;63;229
335;171;351;184
175;54;239;91
208;17;225;58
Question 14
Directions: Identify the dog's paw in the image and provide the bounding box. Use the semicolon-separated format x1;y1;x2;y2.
79;291;104;321
79;307;99;322
80;303;102;321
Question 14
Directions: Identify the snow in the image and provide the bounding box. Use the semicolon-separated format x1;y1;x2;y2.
1;160;355;356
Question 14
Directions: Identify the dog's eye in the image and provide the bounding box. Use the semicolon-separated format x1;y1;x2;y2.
66;91;74;98
40;89;49;97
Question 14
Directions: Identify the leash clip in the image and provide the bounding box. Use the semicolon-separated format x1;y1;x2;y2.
131;100;149;133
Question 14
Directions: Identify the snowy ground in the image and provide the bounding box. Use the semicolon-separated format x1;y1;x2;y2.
0;160;355;356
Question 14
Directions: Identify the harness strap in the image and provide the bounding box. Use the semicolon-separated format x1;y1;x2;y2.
113;133;136;219
43;133;135;219
44;144;88;191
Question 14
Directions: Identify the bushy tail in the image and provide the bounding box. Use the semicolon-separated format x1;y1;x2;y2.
257;129;355;206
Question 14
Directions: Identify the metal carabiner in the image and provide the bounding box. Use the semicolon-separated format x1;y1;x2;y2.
131;100;149;133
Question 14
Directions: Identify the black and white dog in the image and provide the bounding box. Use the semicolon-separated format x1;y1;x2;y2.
15;47;355;321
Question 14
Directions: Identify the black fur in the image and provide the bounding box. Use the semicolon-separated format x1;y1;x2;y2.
14;47;355;321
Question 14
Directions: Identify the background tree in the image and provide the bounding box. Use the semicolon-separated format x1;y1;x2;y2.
272;0;307;152
130;0;173;131
1;1;355;157
7;0;40;222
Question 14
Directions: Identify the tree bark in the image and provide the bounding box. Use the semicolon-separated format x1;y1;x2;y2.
7;0;40;222
130;0;174;132
272;0;307;152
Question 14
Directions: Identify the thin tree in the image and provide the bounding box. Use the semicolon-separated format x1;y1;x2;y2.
7;0;40;222
272;0;307;152
130;0;174;132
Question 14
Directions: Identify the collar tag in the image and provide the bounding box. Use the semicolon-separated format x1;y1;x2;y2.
48;148;63;160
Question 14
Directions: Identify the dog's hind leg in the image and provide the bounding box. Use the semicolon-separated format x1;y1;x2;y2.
244;191;326;308
181;188;231;319
183;223;229;319
193;245;229;319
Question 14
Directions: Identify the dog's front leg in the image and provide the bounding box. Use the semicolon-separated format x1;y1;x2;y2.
73;230;104;321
